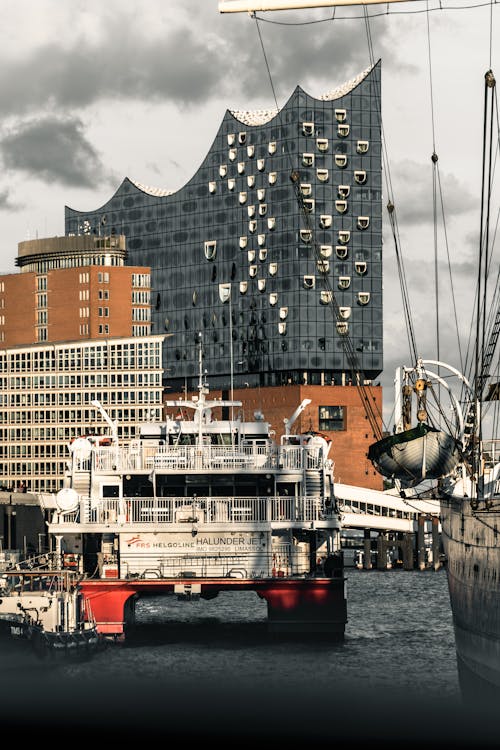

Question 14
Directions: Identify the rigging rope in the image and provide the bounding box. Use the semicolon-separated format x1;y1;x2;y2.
252;11;385;440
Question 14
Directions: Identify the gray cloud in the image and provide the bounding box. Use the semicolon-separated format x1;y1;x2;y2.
0;117;112;187
388;159;475;225
0;24;227;116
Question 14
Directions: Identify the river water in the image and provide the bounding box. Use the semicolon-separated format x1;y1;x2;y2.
1;568;497;746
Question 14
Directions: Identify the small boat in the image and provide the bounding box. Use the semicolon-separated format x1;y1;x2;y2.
0;565;102;661
368;365;463;485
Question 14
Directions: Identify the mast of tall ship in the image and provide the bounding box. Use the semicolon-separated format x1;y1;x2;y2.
219;0;423;12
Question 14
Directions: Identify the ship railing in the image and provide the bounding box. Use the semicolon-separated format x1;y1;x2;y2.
118;545;312;579
91;443;329;473
0;569;79;594
53;495;329;525
482;439;500;469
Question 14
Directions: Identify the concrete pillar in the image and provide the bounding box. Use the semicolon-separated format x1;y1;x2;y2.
432;516;441;570
417;514;426;570
402;533;414;570
363;529;372;570
376;532;388;570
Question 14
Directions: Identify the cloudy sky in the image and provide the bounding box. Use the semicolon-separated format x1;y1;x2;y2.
0;0;497;427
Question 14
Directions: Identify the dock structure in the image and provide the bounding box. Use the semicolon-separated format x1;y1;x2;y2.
335;483;442;570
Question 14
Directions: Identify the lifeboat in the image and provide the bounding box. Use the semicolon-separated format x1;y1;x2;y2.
368;422;462;484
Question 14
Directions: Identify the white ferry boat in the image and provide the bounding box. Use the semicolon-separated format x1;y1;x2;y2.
42;347;346;641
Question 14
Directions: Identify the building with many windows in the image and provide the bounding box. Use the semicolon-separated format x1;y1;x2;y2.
65;62;382;392
0;235;165;493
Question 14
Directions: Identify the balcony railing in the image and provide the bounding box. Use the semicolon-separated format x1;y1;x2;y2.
88;442;328;474
53;494;335;526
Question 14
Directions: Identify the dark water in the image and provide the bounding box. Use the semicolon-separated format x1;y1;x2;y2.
1;568;497;747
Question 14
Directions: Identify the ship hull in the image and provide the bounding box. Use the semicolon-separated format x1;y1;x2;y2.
440;494;500;702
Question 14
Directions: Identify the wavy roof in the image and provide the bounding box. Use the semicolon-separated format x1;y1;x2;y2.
230;64;373;126
129;178;175;197
127;64;375;195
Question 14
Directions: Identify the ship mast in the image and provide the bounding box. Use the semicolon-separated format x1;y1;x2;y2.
219;0;423;12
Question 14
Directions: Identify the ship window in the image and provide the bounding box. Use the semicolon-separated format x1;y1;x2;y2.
302;153;315;167
300;229;312;243
219;164;227;178
268;141;277;154
335;200;348;214
300;183;312;196
269;292;278;305
247;175;255;188
338;124;350;137
358;292;370;305
258;279;266;291
227;133;236;146
319;405;345;431
303;275;315;289
229;148;237;161
248;250;256;262
320;290;333;305
338;230;350;244
339;306;351;320
240;281;248;294
336;321;349;335
239;191;247;204
302;121;314;136
279;321;287;335
335;108;347;122
338;185;350;198
357;216;370;230
339;276;351;289
258;234;266;246
336;246;348;259
257;158;265;171
249;220;257;233
267;217;276;230
259;203;268;216
248;205;256;218
316;138;329;152
209;181;216;194
357;140;369;154
228;178;235;191
257;188;266;201
238;131;247;144
239;236;248;249
279;306;288;320
269;262;278;276
247;144;255;158
238;162;245;174
259;248;268;261
269;172;277;185
319;245;332;258
335;154;348;168
354;170;367;184
320;214;332;229
317;168;329;182
249;265;258;278
303;198;315;213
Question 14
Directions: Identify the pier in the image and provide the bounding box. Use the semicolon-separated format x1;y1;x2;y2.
335;483;442;570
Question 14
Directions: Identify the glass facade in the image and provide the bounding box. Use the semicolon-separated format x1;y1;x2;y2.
65;63;382;393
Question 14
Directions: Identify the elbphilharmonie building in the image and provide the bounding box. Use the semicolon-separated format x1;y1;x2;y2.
65;62;382;393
